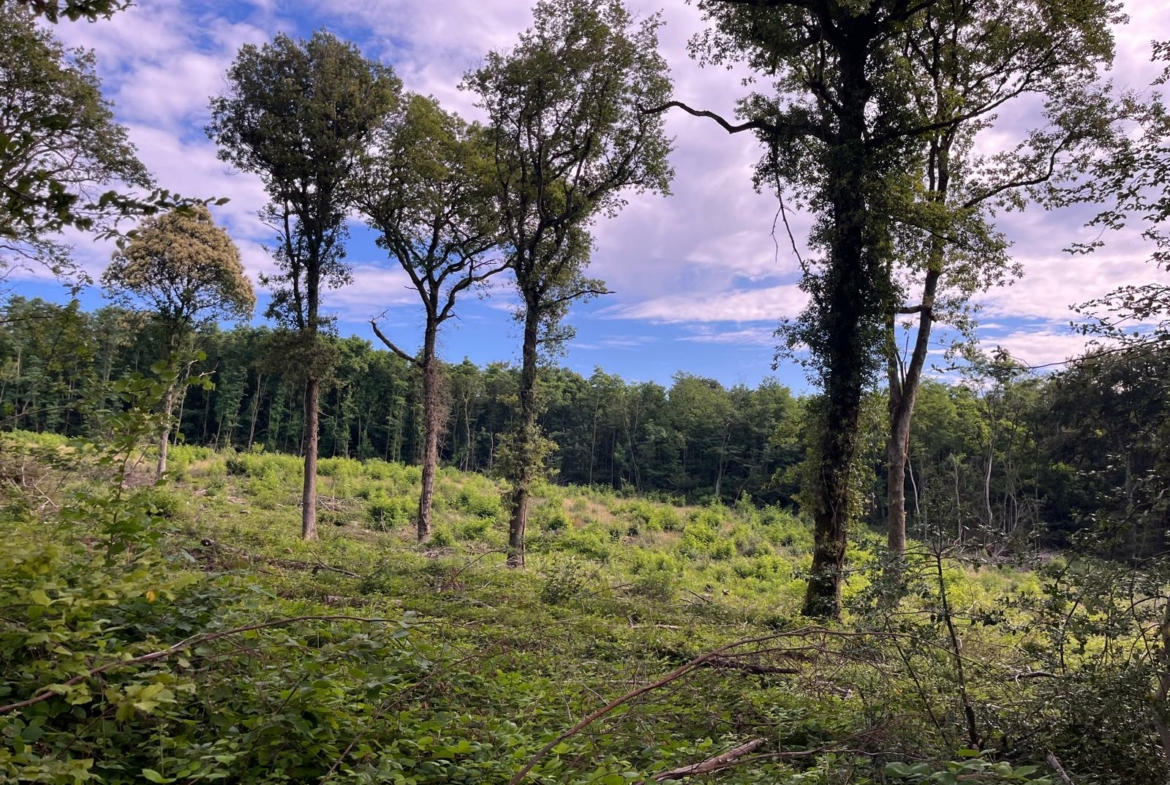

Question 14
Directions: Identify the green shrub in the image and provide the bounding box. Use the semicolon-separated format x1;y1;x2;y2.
689;506;724;531
631;570;676;603
532;503;569;532
224;454;249;476
649;506;682;532
539;557;589;605
454;487;501;519
429;527;454;548
134;487;188;521
367;494;413;530
680;523;718;553
552;526;610;562
455;517;493;541
710;540;735;561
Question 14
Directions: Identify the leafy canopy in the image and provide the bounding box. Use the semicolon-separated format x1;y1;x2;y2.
465;0;674;346
0;4;151;280
207;30;401;333
102;205;255;341
359;93;504;339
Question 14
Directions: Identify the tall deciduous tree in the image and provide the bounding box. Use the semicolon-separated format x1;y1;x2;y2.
208;31;400;540
359;94;505;541
681;0;930;617
102;206;254;479
465;0;674;567
0;4;150;281
676;0;1117;617
882;0;1118;562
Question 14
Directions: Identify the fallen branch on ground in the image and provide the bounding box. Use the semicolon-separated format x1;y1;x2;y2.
508;628;832;785
1047;751;1075;785
645;738;765;782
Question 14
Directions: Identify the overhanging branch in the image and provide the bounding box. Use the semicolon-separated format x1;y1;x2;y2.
642;101;778;136
369;316;417;364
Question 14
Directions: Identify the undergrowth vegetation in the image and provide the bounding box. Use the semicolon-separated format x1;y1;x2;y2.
2;432;1165;784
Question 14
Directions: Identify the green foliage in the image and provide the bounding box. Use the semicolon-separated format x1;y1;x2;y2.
0;4;152;278
2;423;1165;785
885;755;1053;784
366;493;413;530
532;502;570;533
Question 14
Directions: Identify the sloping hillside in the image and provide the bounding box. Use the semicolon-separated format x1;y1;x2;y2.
0;436;1148;784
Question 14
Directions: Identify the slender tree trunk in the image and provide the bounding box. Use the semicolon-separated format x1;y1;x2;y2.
507;309;540;568
984;448;994;531
887;269;940;558
201;389;211;444
589;387;601;486
302;375;320;541
802;44;874;620
247;373;265;451
462;396;472;472
954;458;963;544
417;324;441;542
156;383;177;481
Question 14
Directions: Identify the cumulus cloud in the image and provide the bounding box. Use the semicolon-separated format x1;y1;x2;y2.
16;0;1170;384
982;328;1104;368
603;284;806;323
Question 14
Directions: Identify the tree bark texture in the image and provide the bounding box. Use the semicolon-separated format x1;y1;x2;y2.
417;325;441;542
507;309;541;568
802;36;874;620
302;375;319;541
887;267;941;557
156;383;177;481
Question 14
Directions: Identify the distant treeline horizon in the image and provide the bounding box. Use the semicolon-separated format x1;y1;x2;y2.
3;294;1166;556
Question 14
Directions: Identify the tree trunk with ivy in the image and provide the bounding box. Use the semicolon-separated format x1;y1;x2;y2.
507;309;541;568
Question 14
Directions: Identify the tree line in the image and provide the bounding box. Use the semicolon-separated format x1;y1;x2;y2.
4;294;1168;563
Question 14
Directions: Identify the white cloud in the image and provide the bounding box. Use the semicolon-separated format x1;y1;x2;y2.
983;328;1100;368
20;0;1170;383
681;326;777;345
603;284;806;323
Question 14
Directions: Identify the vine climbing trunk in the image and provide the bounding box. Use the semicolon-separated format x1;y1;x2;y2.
802;35;876;621
302;375;319;541
507;308;540;568
417;324;441;542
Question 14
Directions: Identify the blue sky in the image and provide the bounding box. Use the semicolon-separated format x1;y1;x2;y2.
11;0;1170;390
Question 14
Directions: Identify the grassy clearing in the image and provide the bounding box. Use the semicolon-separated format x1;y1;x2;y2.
0;434;1127;784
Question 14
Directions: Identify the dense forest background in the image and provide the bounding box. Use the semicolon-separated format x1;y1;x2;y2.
5;294;1165;558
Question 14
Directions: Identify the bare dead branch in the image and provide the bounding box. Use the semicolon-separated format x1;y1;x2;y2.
369;316;416;364
1046;751;1076;785
646;738;766;782
642;101;777;136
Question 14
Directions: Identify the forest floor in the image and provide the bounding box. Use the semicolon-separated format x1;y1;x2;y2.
1;436;1090;785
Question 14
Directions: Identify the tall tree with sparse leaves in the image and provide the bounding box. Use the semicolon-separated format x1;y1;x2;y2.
880;0;1119;563
359;94;505;541
208;31;400;541
465;0;674;567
